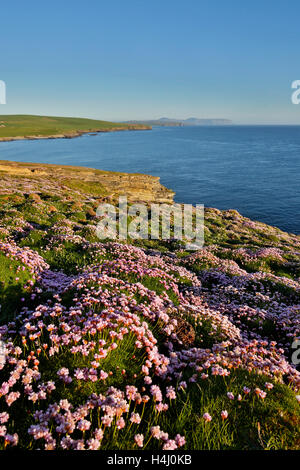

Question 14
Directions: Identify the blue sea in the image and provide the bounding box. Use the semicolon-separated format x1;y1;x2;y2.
0;125;299;234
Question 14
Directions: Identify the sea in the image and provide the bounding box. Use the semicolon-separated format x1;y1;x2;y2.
0;125;299;234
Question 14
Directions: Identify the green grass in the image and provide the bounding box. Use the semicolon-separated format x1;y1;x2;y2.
62;179;108;197
0;114;148;139
0;252;34;322
157;370;300;450
0;167;300;450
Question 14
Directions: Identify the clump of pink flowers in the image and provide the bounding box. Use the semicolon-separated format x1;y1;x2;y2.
0;235;299;450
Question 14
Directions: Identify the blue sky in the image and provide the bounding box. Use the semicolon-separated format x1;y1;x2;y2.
1;0;300;124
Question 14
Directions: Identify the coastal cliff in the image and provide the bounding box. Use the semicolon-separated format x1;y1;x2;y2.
0;160;299;450
0;160;174;203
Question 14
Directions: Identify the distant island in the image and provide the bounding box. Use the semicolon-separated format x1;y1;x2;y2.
123;117;233;126
0;115;151;142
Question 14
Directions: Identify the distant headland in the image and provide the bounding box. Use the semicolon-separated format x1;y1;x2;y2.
0;115;151;142
123;117;233;126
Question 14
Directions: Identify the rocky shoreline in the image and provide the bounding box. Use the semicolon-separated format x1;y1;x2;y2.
0;159;174;204
0;124;151;143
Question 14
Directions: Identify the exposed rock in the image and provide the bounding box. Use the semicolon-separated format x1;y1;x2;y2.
0;160;175;204
0;125;151;143
171;314;196;347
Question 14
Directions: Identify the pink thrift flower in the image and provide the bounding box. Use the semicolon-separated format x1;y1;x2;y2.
175;434;186;447
130;412;141;424
163;439;178;450
77;419;91;431
134;434;144;447
203;413;212;422
116;418;125;430
0;412;9;424
151;426;161;439
265;382;273;390
166;386;176;400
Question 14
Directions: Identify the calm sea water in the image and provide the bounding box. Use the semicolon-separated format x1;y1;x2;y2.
0;125;299;234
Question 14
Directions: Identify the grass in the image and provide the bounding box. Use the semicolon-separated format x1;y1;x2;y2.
0;165;300;450
62;179;108;197
0;252;33;323
0;114;149;139
3;320;299;450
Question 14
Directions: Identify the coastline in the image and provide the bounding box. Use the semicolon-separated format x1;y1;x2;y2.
0;159;299;450
0;124;151;143
0;159;174;204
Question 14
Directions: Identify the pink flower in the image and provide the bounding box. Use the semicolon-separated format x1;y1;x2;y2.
151;426;161;439
101;415;113;427
203;413;212;422
130;412;141;424
57;367;72;384
4;433;18;446
163;439;178;450
94;428;104;440
99;370;108;380
265;382;273;390
87;438;101;450
166;386;176;400
5;391;20;406
221;410;228;420
227;392;235;400
0;412;9;424
77;419;91;431
175;434;186;447
159;431;169;441
134;434;144;447
59;399;71;411
254;388;266;399
150;385;163;402
0;382;9;396
116;418;125;430
155;402;168;413
126;385;138;400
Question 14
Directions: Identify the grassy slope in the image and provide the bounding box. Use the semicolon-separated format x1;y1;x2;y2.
0;166;299;450
0;114;149;138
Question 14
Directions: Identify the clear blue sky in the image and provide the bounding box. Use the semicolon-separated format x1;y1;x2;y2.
1;0;300;124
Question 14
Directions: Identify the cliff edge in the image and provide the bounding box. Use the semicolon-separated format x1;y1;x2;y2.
0;160;174;204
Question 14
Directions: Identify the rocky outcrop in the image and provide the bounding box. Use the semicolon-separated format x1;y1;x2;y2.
0;160;175;204
97;173;174;203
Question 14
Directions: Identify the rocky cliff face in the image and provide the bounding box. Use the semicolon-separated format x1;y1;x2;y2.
0;160;175;203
